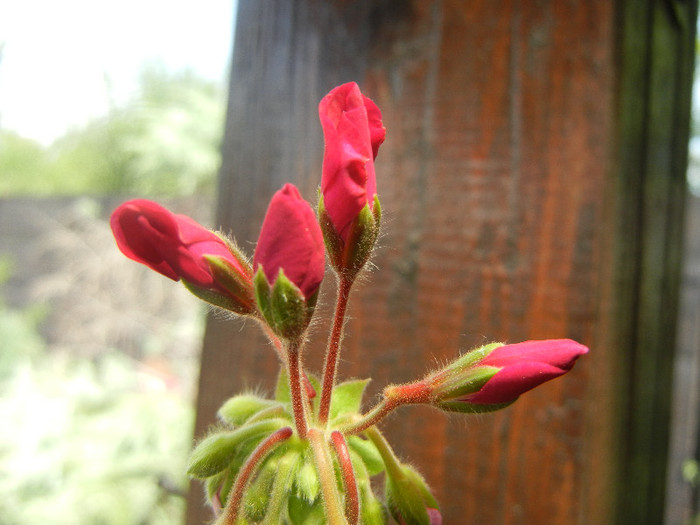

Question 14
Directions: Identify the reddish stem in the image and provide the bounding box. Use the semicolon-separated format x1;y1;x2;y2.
341;382;432;435
260;321;316;399
287;340;308;438
318;276;353;425
330;431;359;525
219;426;293;525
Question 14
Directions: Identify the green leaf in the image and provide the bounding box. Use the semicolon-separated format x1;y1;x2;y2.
329;378;370;421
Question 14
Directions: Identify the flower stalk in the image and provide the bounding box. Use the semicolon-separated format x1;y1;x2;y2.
331;431;360;525
217;426;293;525
319;275;353;425
308;428;348;525
286;339;309;438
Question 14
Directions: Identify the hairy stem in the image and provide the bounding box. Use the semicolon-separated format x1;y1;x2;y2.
219;426;293;525
339;397;398;436
330;431;359;525
286;339;308;438
340;382;432;435
308;428;348;525
319;276;353;425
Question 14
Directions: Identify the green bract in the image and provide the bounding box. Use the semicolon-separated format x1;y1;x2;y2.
253;267;316;340
319;194;381;280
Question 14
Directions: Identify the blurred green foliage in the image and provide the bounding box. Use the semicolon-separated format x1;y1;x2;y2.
0;63;225;197
0;285;193;524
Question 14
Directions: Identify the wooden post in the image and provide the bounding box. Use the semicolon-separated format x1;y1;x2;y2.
185;1;696;523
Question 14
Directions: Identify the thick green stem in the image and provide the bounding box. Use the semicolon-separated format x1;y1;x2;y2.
319;276;353;425
308;428;348;525
218;426;293;525
286;339;308;438
364;426;404;480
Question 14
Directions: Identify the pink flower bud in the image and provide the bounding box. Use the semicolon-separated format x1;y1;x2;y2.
110;199;252;299
253;184;325;299
319;82;386;241
462;339;588;405
387;339;588;414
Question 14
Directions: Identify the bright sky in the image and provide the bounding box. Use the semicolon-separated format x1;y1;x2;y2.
0;0;235;145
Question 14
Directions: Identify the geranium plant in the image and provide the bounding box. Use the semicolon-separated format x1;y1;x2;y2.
111;82;588;525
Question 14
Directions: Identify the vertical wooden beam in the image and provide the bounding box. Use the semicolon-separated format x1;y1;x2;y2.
615;0;696;523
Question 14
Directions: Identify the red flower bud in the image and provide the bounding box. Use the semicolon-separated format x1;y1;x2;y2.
319;82;386;242
462;339;588;405
253;184;325;299
110;200;252;301
387;339;588;415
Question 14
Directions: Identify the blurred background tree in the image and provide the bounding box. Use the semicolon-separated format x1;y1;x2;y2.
0;63;224;197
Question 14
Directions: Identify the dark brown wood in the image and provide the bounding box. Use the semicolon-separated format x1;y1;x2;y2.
186;1;696;523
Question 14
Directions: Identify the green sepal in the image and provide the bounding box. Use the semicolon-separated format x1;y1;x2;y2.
436;399;515;414
253;267;273;325
318;194;381;280
203;255;255;312
187;419;287;478
215;234;253;274
254;267;312;340
295;450;321;503
260;451;302;525
329;378;371;422
217;394;283;427
287;492;326;524
433;365;500;400
347;435;385;476
270;270;311;339
446;342;504;371
318;195;343;271
205;467;231;502
182;279;251;315
385;464;439;525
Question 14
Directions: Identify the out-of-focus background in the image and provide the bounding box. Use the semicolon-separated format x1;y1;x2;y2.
0;2;234;523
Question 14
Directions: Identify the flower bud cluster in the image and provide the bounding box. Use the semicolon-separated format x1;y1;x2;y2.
110;82;588;524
